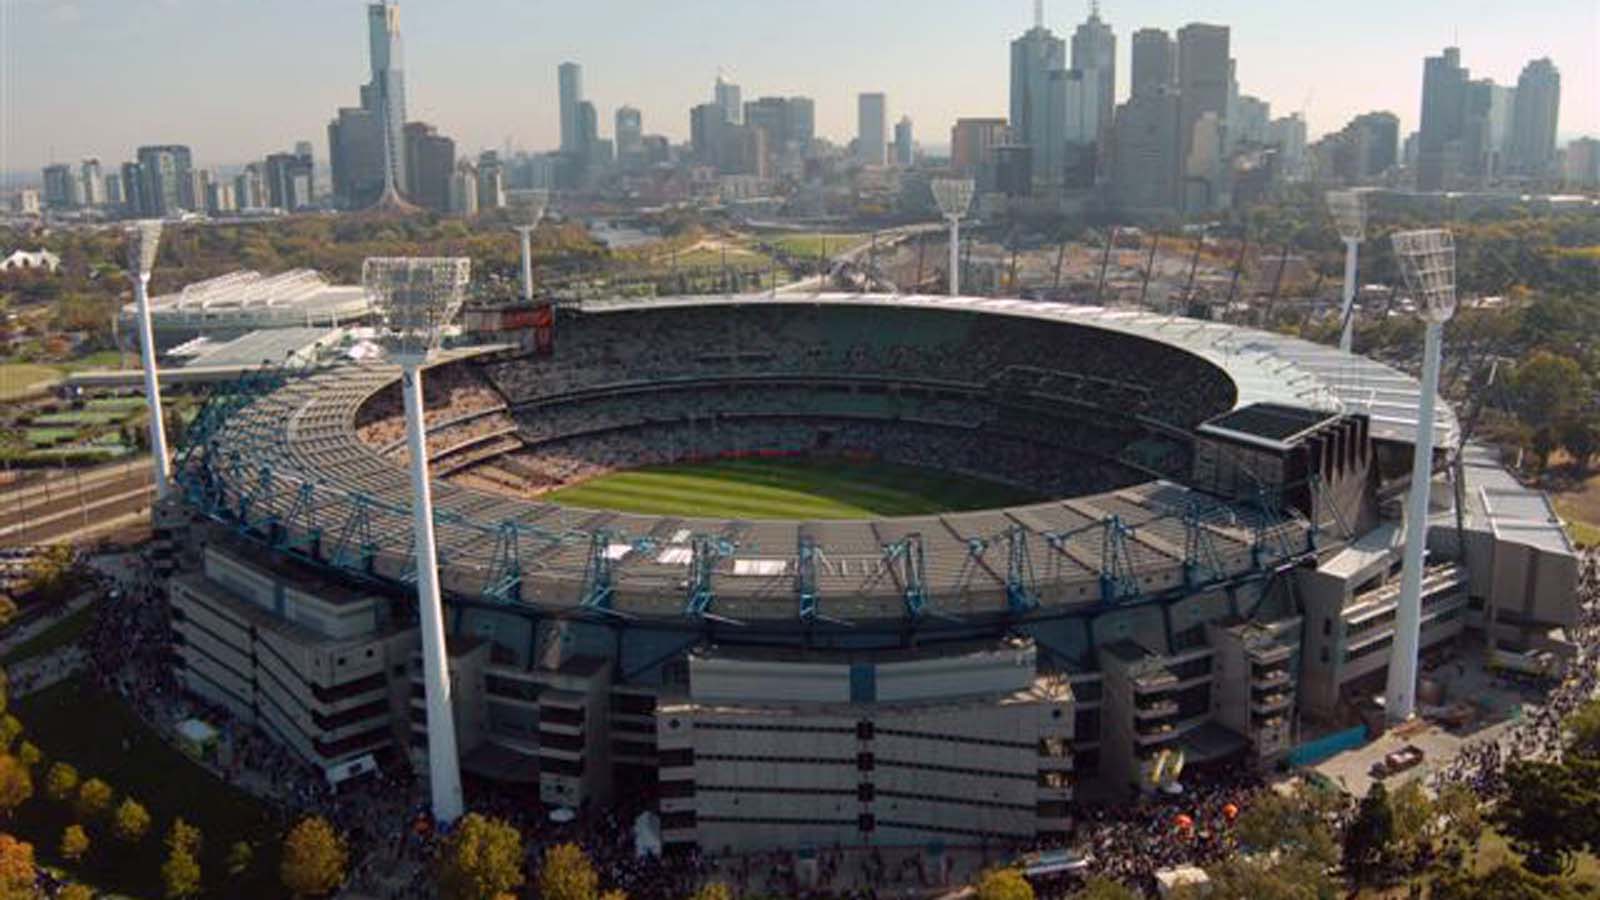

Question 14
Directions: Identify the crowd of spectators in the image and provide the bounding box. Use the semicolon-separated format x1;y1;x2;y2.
355;364;506;449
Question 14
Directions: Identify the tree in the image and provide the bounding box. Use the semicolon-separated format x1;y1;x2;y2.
1203;855;1339;900
974;866;1035;900
1434;783;1484;852
0;833;36;900
1234;782;1341;867
1494;759;1599;876
112;798;151;843
74;778;112;822
1512;352;1586;429
1387;779;1439;867
14;744;39;770
1431;862;1587;900
166;817;202;857
1560;417;1600;472
436;813;524;900
537;843;598;900
279;816;347;898
59;825;88;862
0;757;31;818
688;884;735;900
0;717;20;752
226;841;255;878
1343;782;1397;885
1566;699;1600;760
43;763;77;803
161;847;201;900
58;886;91;900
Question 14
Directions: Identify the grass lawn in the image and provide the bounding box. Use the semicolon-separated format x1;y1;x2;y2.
0;363;63;401
0;604;96;666
1551;474;1600;548
545;458;1041;519
13;678;286;898
767;233;869;259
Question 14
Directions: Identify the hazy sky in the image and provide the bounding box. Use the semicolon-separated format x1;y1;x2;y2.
2;0;1596;174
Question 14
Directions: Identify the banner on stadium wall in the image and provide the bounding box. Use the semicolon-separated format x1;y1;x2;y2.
532;304;555;356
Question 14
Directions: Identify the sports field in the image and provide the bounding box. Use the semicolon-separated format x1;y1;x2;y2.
545;458;1041;519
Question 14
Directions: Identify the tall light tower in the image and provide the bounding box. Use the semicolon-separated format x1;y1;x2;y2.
1326;190;1368;353
364;257;472;822
126;221;172;499
931;178;975;297
512;191;549;302
1384;229;1456;724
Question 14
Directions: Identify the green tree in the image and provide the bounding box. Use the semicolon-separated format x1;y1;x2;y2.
1343;782;1397;885
225;840;254;878
1431;862;1587;899
73;778;112;822
537;843;598;900
436;813;524;900
1561;417;1600;473
0;716;19;752
42;763;76;804
161;846;201;900
1234;782;1341;867
974;867;1036;900
59;824;88;862
279;816;347;898
1388;779;1439;867
1203;855;1339;900
1512;352;1586;429
165;818;201;857
57;885;91;900
0;757;31;818
688;883;735;900
112;798;151;843
1066;876;1135;900
1494;759;1599;875
14;744;39;770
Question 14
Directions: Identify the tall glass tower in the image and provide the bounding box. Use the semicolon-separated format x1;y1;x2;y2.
365;1;409;200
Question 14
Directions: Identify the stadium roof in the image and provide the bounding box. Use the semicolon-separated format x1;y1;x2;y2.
124;269;373;331
185;327;344;369
578;294;1460;449
1458;444;1573;555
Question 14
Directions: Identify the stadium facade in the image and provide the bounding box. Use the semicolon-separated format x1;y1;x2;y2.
163;294;1578;853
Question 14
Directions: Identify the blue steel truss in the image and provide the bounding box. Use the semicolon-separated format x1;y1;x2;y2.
685;535;738;623
1182;501;1229;590
1005;525;1039;614
883;534;930;619
484;521;523;603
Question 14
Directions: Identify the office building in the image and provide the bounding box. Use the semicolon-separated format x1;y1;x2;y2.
1070;4;1116;153
893;117;914;167
559;62;583;155
714;76;742;125
1416;47;1470;190
135;145;195;216
475;151;505;210
691;103;725;164
449;162;479;216
206;180;237;216
363;1;409;198
11;190;41;216
615;106;644;168
951;118;1010;178
120;162;145;216
236;164;266;210
744;96;816;158
1131;28;1174;99
1011;9;1067;191
1319;111;1398;182
265;151;315;211
1233;97;1271;147
857;93;887;166
79;158;105;207
403;123;455;212
1565;138;1600;186
42;164;78;209
1176;24;1230;211
1508;58;1560;177
105;172;125;208
1111;88;1180;214
329;107;387;209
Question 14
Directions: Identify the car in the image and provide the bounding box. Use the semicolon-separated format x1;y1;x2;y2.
1370;744;1425;778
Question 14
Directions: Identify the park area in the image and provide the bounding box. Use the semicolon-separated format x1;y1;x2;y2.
544;457;1041;519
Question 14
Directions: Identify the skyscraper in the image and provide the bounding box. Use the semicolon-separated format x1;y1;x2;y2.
715;76;743;125
1130;28;1174;99
475;151;505;210
1010;5;1067;188
951;118;1010;178
857;93;887;166
1070;3;1116;152
1509;58;1560;177
80;158;105;207
1175;23;1230;211
364;1;408;200
265;151;315;211
893;117;914;167
1416;47;1470;190
558;63;583;154
42;164;77;209
120;162;145;216
135;145;194;216
329;106;387;209
1111;87;1180;214
616;106;644;170
404;122;455;212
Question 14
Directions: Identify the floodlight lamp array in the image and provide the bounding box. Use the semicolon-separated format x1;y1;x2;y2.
127;220;164;275
362;257;472;364
1390;229;1457;325
515;190;549;229
1325;190;1367;242
931;178;976;219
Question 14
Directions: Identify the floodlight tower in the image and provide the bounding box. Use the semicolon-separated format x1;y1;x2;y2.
126;221;172;499
931;178;975;296
512;192;549;302
1384;229;1457;724
364;257;472;822
1326;190;1368;353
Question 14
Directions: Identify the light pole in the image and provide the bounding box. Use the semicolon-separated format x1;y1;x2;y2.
512;191;549;303
126;221;171;499
1384;229;1457;725
931;178;975;297
1326;190;1367;354
364;257;472;822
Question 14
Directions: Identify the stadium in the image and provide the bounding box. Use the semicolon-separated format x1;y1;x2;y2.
162;291;1578;855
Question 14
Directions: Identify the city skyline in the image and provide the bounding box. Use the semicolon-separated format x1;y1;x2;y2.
2;0;1595;175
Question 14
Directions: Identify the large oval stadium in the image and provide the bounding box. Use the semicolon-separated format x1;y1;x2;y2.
167;293;1577;854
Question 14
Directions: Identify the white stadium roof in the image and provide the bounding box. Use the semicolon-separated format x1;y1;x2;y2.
580;293;1461;449
124;269;372;331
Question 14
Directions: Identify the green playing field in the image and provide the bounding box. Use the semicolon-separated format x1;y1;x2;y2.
543;457;1041;519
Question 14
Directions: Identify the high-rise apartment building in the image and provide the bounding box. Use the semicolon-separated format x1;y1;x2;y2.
1130;28;1174;99
364;1;408;198
1070;4;1116;153
857;93;887;166
893;117;914;167
1416;46;1470;190
715;76;743;125
559;63;584;155
1175;23;1230;211
404;123;455;212
1509;58;1560;177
